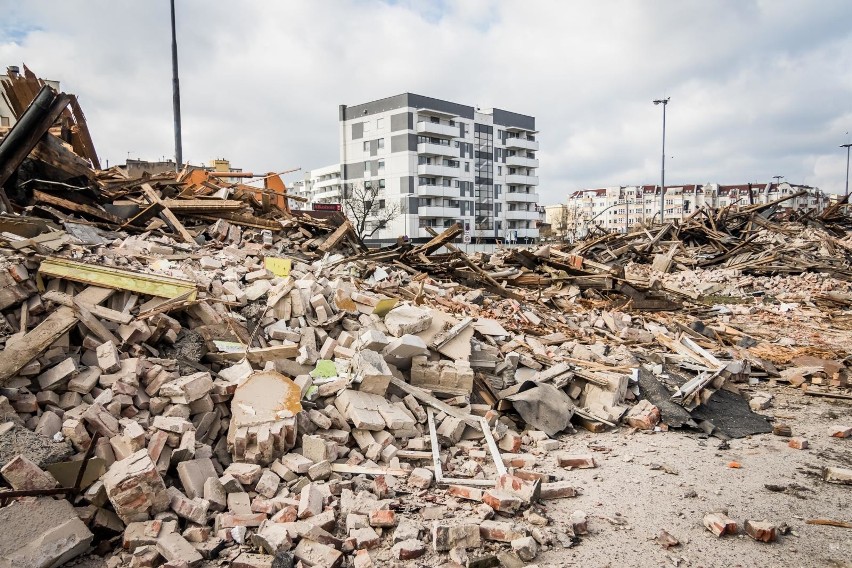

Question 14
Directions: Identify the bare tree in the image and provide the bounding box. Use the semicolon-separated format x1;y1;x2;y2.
342;182;401;240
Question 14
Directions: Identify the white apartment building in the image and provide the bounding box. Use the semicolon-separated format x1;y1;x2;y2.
560;182;828;240
290;164;344;206
292;93;541;244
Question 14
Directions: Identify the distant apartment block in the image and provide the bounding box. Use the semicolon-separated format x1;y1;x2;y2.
555;182;828;240
292;93;541;243
0;66;60;128
290;164;344;207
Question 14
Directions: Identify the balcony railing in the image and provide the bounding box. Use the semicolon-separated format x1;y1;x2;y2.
418;205;461;217
505;174;539;185
503;137;539;151
416;121;459;138
314;178;341;189
417;185;461;199
504;210;540;221
417;142;460;158
418;164;460;177
505;155;539;168
505;228;540;238
504;191;538;203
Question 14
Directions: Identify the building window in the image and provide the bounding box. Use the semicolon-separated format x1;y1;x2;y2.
377;118;384;129
497;166;502;175
363;141;369;151
465;162;470;172
377;160;385;171
454;141;459;148
449;120;456;126
378;179;386;188
377;138;385;150
364;160;370;172
430;116;440;123
365;180;372;189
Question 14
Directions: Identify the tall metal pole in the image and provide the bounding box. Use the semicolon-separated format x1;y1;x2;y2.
653;98;670;224
841;143;852;198
170;0;183;171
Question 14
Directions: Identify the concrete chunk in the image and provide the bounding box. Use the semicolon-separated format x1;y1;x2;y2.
0;497;93;568
156;531;203;567
102;449;170;523
384;305;432;337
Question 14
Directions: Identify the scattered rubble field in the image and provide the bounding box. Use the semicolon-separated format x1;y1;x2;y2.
1;67;852;568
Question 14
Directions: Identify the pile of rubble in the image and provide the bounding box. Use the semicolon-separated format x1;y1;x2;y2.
1;66;852;568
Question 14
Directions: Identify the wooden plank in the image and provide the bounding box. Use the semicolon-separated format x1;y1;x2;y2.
140;183;195;243
390;377;480;428
42;290;132;324
162;198;244;211
191;212;282;230
33;191;124;225
0;286;113;385
74;302;122;345
207;343;300;364
38;257;198;300
30;134;95;180
318;220;355;253
330;464;407;477
480;417;507;477
427;409;445;484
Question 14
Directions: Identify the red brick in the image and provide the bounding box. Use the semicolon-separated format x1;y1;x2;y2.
540;481;578;499
495;474;540;502
447;485;483;502
392;538;425;560
556;453;596;469
482;489;522;514
479;520;525;542
744;520;777;542
703;512;737;537
788;437;809;450
369;509;397;527
830;425;852;438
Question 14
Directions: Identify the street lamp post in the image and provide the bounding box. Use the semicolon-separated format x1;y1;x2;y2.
170;0;183;171
653;98;670;224
841;143;852;198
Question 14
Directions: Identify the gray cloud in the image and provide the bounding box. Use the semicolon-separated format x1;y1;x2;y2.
1;0;850;202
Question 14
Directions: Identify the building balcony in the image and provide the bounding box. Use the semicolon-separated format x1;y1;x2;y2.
314;188;341;201
418;205;461;218
417;142;459;158
505;155;539;168
504;191;538;203
314;178;341;189
505;228;540;239
418;164;460;178
505;174;539;185
417;185;460;199
416;121;459;138
503;137;539;151
416;226;460;239
504;210;540;221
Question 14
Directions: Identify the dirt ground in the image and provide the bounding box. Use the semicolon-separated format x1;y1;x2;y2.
65;384;852;568
538;386;852;568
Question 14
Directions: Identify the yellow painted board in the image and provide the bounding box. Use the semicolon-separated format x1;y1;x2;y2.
264;257;291;277
38;257;197;300
373;298;398;317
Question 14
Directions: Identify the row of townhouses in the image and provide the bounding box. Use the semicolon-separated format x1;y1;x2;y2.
290;93;542;244
545;182;830;240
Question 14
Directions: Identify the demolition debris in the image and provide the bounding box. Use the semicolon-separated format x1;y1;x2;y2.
0;66;851;567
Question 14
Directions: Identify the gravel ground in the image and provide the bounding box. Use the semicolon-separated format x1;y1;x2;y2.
538;387;852;568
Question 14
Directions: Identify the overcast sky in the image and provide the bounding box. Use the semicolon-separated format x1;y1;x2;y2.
2;0;851;202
